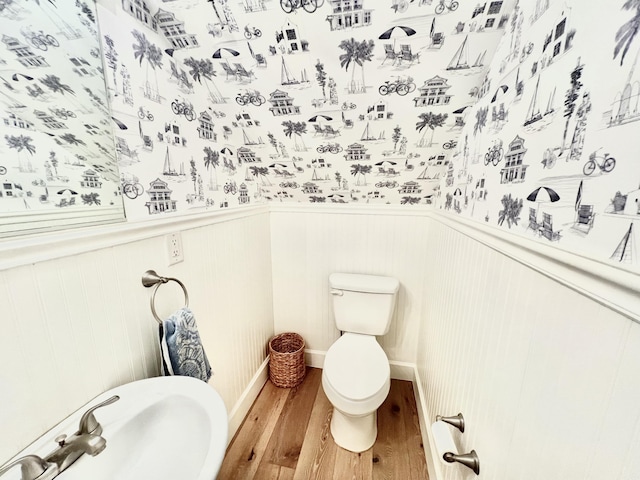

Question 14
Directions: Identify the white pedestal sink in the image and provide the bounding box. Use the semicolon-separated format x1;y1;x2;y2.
2;376;228;480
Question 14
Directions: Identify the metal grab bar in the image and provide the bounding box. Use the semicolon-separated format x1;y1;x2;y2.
141;270;189;324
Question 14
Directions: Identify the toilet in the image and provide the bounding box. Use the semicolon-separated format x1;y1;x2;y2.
321;272;400;453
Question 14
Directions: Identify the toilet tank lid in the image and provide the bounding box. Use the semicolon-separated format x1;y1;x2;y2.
329;273;399;294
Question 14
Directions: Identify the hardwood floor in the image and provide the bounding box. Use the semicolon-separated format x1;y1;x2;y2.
218;368;428;480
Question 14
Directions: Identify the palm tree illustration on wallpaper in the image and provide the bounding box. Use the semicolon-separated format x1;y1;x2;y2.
57;132;93;160
416;112;448;147
103;35;119;95
338;38;375;94
250;165;271;185
609;1;640;127
497;193;523;228
39;74;86;113
282;120;308;151
5;134;36;173
614;0;640;67
350;163;372;186
203;146;220;191
184;57;224;104
132;29;163;103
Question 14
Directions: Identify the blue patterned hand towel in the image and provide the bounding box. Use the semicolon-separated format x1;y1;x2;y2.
160;307;212;382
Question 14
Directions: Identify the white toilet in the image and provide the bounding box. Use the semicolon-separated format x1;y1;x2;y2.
322;272;400;453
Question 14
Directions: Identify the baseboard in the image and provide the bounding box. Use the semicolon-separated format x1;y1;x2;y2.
227;357;269;444
305;349;416;382
411;366;443;480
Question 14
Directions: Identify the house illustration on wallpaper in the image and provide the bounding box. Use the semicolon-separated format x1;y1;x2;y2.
197;111;217;141
145;178;177;214
302;182;321;194
154;9;198;49
68;55;98;77
34;110;65;130
121;3;198;49
531;7;575;75
238;182;250;204
237;146;261;163
325;0;372;31
2;112;33;130
122;0;156;30
366;100;392;120
344;143;370;162
1;35;47;68
276;20;306;54
499;135;528;184
398;181;422;194
80;169;102;188
413;76;453;107
268;90;300;116
469;1;509;32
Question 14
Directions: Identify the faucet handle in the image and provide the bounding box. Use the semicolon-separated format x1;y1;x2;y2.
78;395;120;436
0;455;58;480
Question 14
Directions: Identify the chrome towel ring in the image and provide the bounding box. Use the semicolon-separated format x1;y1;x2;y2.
141;270;189;324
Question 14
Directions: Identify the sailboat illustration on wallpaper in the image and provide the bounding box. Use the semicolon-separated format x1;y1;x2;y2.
472;50;487;68
447;36;471;71
281;57;299;86
544;87;556;116
360;122;377;141
611;223;635;264
163;146;185;177
524;76;543;126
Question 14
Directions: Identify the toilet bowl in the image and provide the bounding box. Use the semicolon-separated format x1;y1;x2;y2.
322;333;390;452
322;272;399;452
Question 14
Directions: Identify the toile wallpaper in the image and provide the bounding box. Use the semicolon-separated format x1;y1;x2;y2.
0;1;121;226
95;0;510;216
1;0;638;270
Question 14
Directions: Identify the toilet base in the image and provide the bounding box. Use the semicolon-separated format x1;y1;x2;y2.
330;408;377;453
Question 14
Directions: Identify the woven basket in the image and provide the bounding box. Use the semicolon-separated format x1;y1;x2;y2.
268;332;306;388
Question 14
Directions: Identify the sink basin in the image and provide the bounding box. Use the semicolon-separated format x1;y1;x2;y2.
3;376;228;480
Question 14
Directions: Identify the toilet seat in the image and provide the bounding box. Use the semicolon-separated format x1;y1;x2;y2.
323;333;390;416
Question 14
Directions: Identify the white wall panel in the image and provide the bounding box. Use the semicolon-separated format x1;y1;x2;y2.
270;206;427;363
418;216;640;480
0;211;273;464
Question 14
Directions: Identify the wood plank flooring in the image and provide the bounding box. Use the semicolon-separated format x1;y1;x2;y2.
218;368;428;480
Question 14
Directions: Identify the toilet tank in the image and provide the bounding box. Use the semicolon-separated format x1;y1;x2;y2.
329;273;400;335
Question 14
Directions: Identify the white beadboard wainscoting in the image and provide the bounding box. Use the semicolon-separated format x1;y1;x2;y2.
270;205;428;364
2;203;640;479
0;206;274;465
269;205;640;480
419;213;640;480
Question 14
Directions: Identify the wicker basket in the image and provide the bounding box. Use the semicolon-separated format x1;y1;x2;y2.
268;332;306;388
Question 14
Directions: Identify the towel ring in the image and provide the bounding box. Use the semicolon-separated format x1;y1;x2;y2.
141;270;189;324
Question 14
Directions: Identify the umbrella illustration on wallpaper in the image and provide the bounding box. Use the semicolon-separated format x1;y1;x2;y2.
213;48;240;62
11;73;34;81
527;186;560;231
527;186;560;203
309;115;333;122
220;147;234;156
491;85;509;103
375;160;397;166
378;25;417;49
111;116;128;130
309;114;333;129
575;180;583;211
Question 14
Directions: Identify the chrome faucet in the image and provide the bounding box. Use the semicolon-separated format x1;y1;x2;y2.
44;395;120;474
0;395;120;480
0;455;57;480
